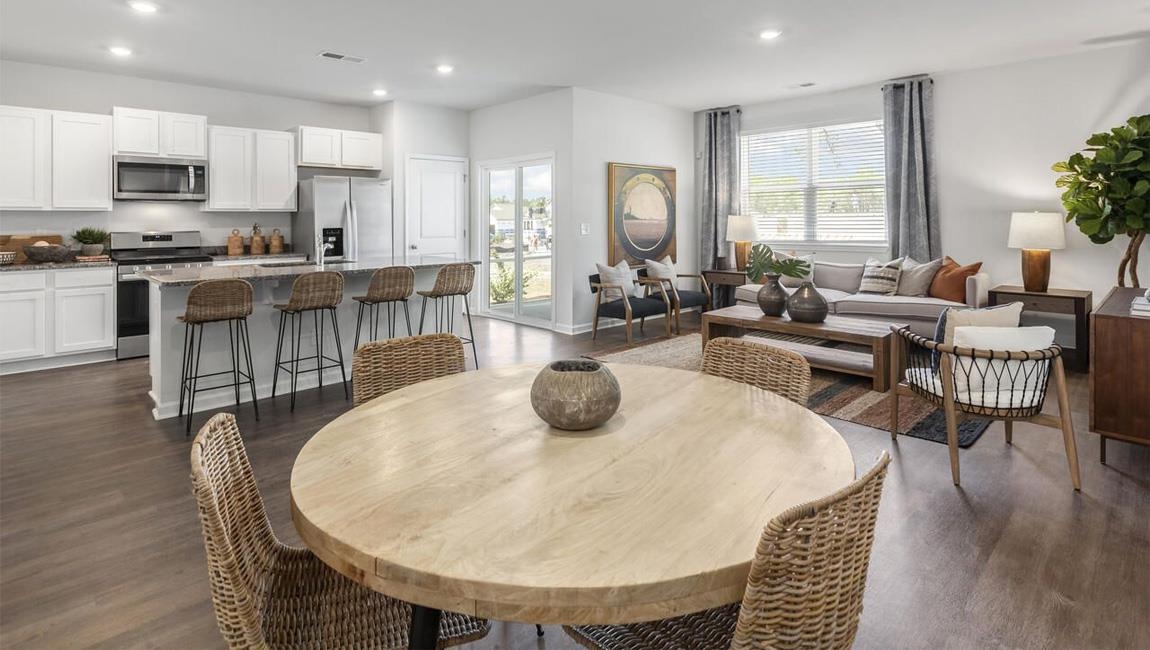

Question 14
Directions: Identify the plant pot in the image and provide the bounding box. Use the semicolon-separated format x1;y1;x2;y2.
756;273;788;317
530;360;621;431
786;281;829;323
80;243;104;257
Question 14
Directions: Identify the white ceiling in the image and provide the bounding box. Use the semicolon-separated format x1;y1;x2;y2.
2;0;1149;111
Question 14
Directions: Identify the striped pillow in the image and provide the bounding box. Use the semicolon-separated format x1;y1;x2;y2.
858;258;903;295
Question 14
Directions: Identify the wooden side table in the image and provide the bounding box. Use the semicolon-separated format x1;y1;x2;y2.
1090;287;1150;463
701;269;748;309
988;285;1092;372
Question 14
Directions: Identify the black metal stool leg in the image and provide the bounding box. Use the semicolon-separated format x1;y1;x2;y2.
178;322;191;418
239;318;259;420
536;625;545;637
290;312;301;412
373;302;380;341
186;324;205;436
315;309;324;391
418;295;428;334
388;301;395;338
329;307;349;400
403;300;412;337
272;310;286;399
228;320;241;407
464;294;478;369
354;301;365;351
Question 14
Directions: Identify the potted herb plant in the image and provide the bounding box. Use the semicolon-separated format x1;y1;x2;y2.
73;227;109;257
1052;114;1150;287
746;244;814;318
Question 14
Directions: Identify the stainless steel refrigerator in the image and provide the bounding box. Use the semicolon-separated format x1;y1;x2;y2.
293;176;393;262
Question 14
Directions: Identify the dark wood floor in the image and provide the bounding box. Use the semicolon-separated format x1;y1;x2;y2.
1;315;1147;649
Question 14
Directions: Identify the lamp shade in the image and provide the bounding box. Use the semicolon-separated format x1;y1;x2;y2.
1008;212;1066;250
726;215;757;242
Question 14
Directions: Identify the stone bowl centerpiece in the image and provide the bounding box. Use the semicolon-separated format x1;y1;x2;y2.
530;360;621;431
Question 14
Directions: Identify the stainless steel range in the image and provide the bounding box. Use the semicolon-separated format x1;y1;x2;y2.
110;231;212;359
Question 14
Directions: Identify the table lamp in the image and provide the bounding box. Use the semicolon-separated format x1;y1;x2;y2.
726;215;757;271
1008;212;1065;293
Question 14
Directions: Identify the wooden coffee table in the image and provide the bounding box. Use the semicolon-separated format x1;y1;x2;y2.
701;305;903;392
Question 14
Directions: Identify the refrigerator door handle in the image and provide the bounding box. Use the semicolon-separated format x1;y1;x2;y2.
347;199;359;262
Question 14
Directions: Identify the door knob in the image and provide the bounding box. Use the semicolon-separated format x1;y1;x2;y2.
410;244;417;250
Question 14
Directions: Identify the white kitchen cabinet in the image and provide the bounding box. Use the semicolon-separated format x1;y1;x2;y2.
297;126;342;167
0;289;48;361
0;106;51;209
160;112;208;158
51;111;112;210
254;130;297;210
340;131;383;169
113;106;161;155
206;126;254;210
54;285;115;354
114;107;207;158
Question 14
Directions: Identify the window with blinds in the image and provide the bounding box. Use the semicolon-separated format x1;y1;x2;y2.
739;119;887;245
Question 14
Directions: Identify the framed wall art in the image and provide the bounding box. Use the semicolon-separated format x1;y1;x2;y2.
607;163;676;266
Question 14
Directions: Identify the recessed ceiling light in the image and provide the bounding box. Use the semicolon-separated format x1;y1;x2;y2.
108;46;133;57
759;29;783;40
372;88;388;97
436;64;454;74
128;1;158;13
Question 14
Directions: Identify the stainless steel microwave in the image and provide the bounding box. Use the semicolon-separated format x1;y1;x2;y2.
113;155;208;201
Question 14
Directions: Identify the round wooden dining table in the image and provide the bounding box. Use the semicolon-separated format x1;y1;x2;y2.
291;363;854;649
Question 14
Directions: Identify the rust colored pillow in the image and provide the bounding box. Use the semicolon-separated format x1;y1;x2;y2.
929;256;982;303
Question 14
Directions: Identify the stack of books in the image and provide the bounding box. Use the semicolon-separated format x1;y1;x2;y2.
1132;290;1150;317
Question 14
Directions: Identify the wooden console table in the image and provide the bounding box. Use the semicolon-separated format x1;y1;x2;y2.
988;285;1091;372
1090;287;1150;463
701;269;748;309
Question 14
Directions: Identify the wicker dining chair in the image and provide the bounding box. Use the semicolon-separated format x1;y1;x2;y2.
352;333;465;406
888;326;1081;490
190;413;490;649
564;452;892;650
703;337;812;406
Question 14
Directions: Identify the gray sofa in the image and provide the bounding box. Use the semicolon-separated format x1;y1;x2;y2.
735;261;990;337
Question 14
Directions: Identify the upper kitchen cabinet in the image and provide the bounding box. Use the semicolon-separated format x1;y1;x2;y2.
51;111;113;210
294;126;382;170
0;106;51;209
114;107;206;158
206;126;296;212
254;130;297;211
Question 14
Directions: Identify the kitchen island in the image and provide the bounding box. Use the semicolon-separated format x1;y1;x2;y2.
139;255;479;421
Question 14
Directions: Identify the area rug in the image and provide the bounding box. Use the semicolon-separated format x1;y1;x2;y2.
586;333;989;448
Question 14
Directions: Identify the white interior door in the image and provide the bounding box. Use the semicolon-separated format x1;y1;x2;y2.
406;156;467;257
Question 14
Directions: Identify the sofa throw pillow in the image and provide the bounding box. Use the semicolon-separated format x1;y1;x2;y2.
644;256;676;281
952;325;1056;397
897;257;943;297
595;261;640;299
775;253;814;288
813;261;866;293
858;258;903;295
929;256;982;303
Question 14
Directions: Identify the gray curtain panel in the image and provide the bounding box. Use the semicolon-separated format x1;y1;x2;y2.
883;76;940;261
700;106;741;271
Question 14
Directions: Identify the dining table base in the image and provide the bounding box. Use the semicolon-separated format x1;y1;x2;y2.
409;604;442;650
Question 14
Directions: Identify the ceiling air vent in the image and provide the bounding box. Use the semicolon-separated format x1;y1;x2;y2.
316;50;366;64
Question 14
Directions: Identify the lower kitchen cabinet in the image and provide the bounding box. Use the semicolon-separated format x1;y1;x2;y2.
0;267;116;369
54;285;115;353
0;290;48;361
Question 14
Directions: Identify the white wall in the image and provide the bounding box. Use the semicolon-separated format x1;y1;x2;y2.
719;40;1150;298
0;60;373;246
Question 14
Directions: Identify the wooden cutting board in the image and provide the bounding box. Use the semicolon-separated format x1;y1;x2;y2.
0;235;64;264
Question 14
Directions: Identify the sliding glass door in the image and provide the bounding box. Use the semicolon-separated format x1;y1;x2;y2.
483;159;553;326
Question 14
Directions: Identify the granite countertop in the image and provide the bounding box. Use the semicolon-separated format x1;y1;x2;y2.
0;260;117;272
139;255;480;286
209;252;309;262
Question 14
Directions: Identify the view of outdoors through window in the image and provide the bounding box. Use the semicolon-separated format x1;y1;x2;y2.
739;119;886;245
487;163;553;323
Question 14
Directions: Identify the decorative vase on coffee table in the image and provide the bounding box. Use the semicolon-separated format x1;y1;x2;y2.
786;281;828;323
756;273;788;317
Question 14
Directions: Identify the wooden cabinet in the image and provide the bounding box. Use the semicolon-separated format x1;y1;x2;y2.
0;267;114;367
51;111;112;210
0;105;51;209
1090;287;1150;462
114;107;206;158
295;126;382;169
254;130;297;210
207;127;296;212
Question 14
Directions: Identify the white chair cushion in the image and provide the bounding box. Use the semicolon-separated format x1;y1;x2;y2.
907;371;1046;410
951;325;1056;394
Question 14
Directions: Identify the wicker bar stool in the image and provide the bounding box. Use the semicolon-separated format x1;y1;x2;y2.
270;271;349;411
702;336;812;406
353;265;415;350
417;263;478;367
565;452;892;650
178;279;258;436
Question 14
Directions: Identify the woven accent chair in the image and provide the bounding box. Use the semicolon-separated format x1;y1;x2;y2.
190;413;490;649
417;263;478;368
889;325;1081;489
565;452;892;650
702;337;811;406
178;279;259;435
638;267;711;334
354;266;416;350
352;333;465;406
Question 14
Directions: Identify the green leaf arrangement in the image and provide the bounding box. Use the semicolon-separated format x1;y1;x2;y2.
1052;114;1150;287
72;227;109;245
746;243;811;283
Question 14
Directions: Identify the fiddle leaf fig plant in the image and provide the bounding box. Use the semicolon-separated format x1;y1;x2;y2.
1052;114;1150;287
746;243;812;283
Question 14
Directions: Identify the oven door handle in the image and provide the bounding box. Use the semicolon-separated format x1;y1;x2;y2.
119;274;148;282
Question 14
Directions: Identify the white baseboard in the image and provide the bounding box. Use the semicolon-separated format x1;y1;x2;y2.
0;349;117;376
